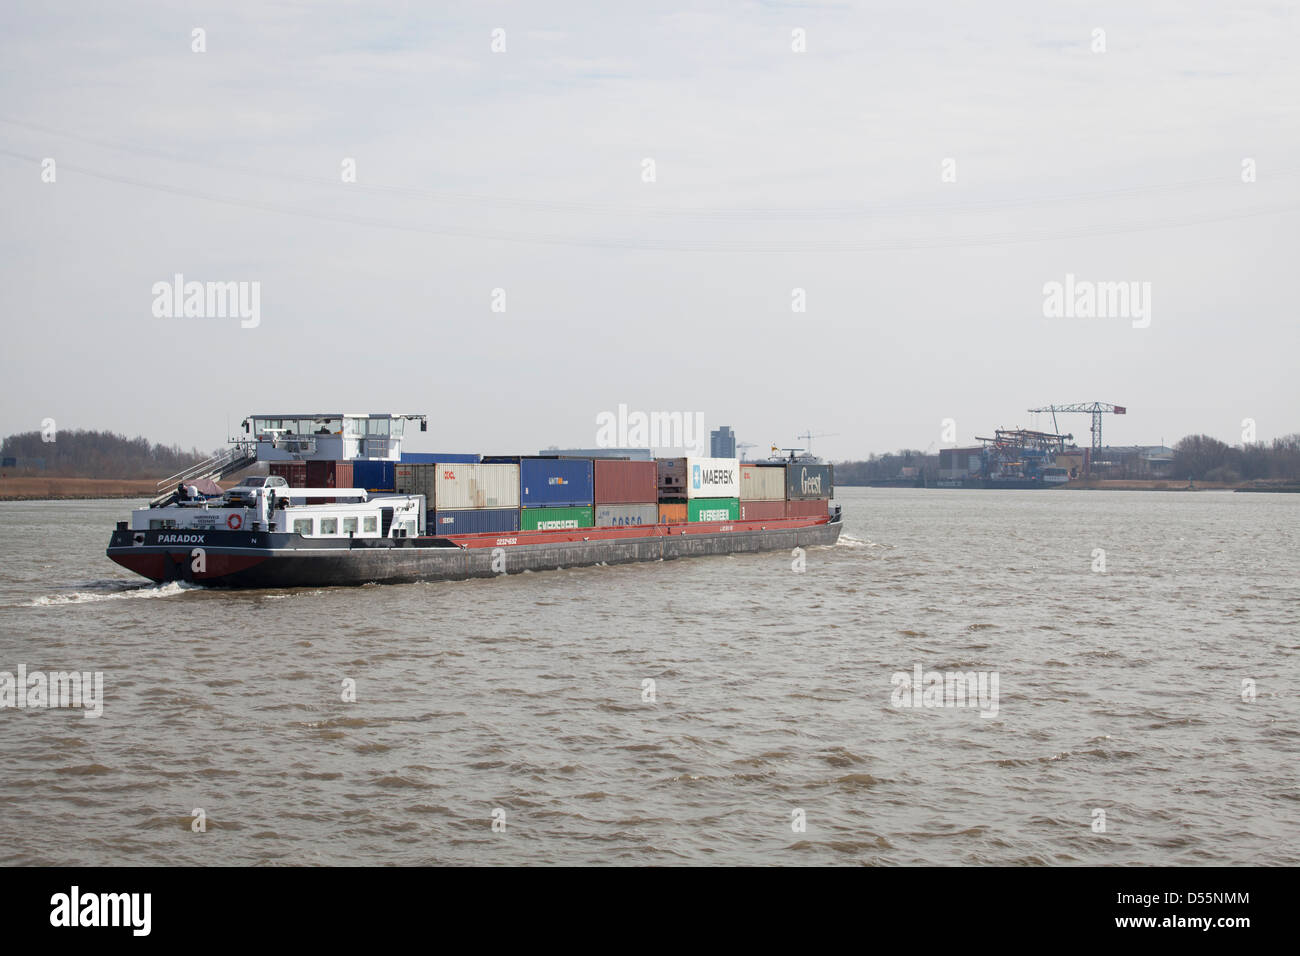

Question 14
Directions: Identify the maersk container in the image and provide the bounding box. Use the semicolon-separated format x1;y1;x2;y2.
430;508;519;536
435;462;520;510
402;452;480;464
785;498;829;517
594;459;657;504
688;498;739;522
785;463;834;500
594;503;659;527
656;457;740;499
738;499;784;521
520;506;594;531
520;457;594;508
353;459;396;492
740;463;786;501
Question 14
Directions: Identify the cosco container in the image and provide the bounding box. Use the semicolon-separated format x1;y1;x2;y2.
401;452;480;464
594;459;657;504
657;502;687;524
656;457;740;499
740;464;786;501
520;506;594;531
738;500;784;521
785;463;834;500
594;503;659;527
434;462;520;510
353;459;396;492
784;498;829;517
520;458;594;508
688;498;739;522
430;508;519;536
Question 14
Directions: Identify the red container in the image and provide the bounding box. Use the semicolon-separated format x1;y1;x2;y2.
784;498;828;518
305;460;353;489
269;462;307;488
594;459;657;504
738;500;784;521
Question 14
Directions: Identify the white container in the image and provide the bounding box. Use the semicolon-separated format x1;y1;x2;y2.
740;464;786;501
656;457;740;499
434;462;520;510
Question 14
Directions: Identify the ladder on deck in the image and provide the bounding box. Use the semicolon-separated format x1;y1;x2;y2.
150;442;258;507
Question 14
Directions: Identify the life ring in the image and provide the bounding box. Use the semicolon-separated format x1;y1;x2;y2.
227;513;243;530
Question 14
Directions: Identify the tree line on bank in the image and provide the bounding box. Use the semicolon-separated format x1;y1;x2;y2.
832;434;1300;484
0;429;210;479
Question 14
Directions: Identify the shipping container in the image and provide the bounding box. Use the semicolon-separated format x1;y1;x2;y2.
401;452;480;464
269;462;307;488
394;463;435;501
353;459;396;492
434;462;520;510
306;460;353;489
430;508;519;536
519;457;594;508
785;463;834;500
594;459;657;504
658;502;687;524
688;498;739;522
738;499;784;521
740;463;786;501
784;498;829;517
594;503;659;527
520;506;594;531
656;457;740;499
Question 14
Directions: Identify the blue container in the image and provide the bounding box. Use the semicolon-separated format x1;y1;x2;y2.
430;508;519;536
519;457;594;508
401;452;480;464
353;459;396;491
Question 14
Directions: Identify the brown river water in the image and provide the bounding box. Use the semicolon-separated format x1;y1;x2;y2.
0;488;1296;865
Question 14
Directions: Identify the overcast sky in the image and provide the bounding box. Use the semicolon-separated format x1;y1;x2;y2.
2;1;1296;460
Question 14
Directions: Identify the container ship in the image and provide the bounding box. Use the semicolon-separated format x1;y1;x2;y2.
106;413;841;588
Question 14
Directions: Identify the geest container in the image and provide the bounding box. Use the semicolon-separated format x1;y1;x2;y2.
520;458;594;508
784;498;829;517
656;457;740;499
657;502;687;524
688;498;739;522
430;508;519;536
353;459;396;492
740;464;786;501
594;503;659;527
435;462;521;510
785;463;834;500
520;506;594;531
738;500;785;521
594;459;657;504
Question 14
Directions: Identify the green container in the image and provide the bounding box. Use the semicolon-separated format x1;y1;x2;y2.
520;506;594;531
688;498;739;522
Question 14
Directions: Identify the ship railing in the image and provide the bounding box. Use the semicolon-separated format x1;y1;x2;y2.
150;442;258;506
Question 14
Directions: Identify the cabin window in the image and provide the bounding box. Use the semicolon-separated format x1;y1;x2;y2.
401;519;417;536
293;518;314;535
363;516;378;533
320;518;338;535
343;517;358;534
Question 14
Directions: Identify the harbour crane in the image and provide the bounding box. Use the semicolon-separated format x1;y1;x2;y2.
1027;403;1126;453
796;430;839;457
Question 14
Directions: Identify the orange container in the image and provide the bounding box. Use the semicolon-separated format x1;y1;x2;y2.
657;502;687;524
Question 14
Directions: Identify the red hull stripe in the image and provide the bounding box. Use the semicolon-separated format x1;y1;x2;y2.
424;515;830;550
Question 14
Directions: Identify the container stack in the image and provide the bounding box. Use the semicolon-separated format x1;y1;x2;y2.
656;456;741;522
425;461;521;535
593;459;658;527
517;457;594;531
738;463;786;520
783;462;834;516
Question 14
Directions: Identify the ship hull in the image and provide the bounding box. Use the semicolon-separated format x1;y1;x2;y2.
107;513;842;588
